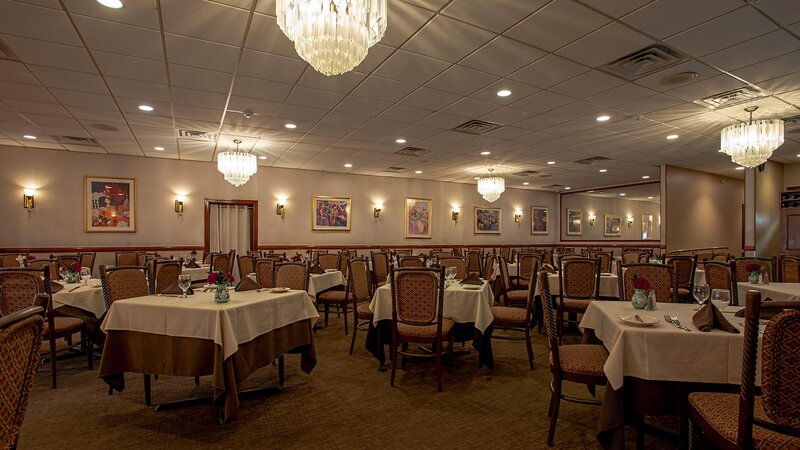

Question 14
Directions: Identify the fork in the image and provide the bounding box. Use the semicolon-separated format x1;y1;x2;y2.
669;315;692;332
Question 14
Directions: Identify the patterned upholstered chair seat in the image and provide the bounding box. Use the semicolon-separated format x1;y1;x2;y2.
42;316;83;338
356;303;372;320
489;305;527;326
689;392;800;449
317;290;348;304
562;298;592;313
553;344;608;377
397;318;454;339
505;289;527;304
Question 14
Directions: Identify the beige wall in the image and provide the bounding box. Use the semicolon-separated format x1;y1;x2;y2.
755;161;783;257
784;163;800;189
664;165;743;254
0;145;558;250
560;193;660;241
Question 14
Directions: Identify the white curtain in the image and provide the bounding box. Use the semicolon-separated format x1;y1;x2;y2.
209;204;252;278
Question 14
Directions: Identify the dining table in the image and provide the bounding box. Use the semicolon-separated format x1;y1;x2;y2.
736;281;800;303
580;300;755;449
52;278;106;340
365;279;496;369
247;269;346;298
98;288;319;423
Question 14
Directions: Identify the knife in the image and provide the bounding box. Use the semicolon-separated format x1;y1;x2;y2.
68;286;81;292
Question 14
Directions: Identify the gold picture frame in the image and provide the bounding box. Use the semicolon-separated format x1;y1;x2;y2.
531;206;549;235
405;197;432;239
312;195;351;231
84;176;136;233
566;208;582;235
604;215;622;237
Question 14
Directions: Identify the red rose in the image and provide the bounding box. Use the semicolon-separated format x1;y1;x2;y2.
226;273;234;283
27;255;35;260
70;263;82;272
633;276;651;291
207;272;219;284
745;263;761;273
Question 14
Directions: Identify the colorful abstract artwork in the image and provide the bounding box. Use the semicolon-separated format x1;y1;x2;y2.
312;196;351;231
531;206;549;235
474;207;501;234
84;176;136;232
405;198;432;238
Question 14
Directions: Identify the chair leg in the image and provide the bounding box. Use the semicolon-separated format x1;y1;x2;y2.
547;379;562;446
324;303;329;326
343;304;348;336
278;355;285;386
636;415;645;450
143;374;151;406
49;335;57;389
349;322;357;355
435;340;443;392
389;343;398;387
524;328;535;371
687;417;699;450
194;376;200;386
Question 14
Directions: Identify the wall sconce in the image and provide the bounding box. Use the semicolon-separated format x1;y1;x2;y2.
373;207;382;219
174;195;185;216
276;201;285;218
23;188;35;210
627;216;634;228
451;207;460;223
514;210;522;223
589;214;596;227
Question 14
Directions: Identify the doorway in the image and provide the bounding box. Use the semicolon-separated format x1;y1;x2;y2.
204;199;258;278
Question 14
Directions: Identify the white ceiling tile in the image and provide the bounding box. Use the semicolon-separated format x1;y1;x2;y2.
0;81;55;103
319;111;372;128
399;125;443;139
585;83;658;107
400;86;461;110
309;123;357;138
441;97;499;118
402;15;494;63
63;0;159;29
549;70;625;99
237;49;306;83
335;95;393;116
232;75;293;102
171;104;220;122
382;1;435;46
733;50;800;85
505;0;610;52
244;12;297;58
665;6;778;57
170;64;233;94
749;0;800;26
285;85;345;109
632;60;723;92
666;74;746;102
24;113;81;129
556;22;654;68
511;90;575;114
460;36;546;77
226;96;281;117
374;50;451;84
0;1;81;45
508;54;589;89
588;0;653;18
418;111;470;130
425;65;498;96
296;69;367;94
545;100;608;120
3;99;68;116
165;34;240;73
274;104;329;122
0;60;38;85
161;0;249;46
0;34;95;73
378;104;433;123
361;118;407;133
93;51;168;84
442;0;548;33
27;66;107;94
760;72;800;95
72;15;163;60
478;107;533;125
71;107;126;123
621;0;743;39
171;87;228;109
350;76;417;102
105;77;170;103
700;30;800;72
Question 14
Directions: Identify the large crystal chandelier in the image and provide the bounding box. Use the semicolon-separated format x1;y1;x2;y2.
477;169;505;203
276;0;388;76
720;106;784;169
217;139;257;187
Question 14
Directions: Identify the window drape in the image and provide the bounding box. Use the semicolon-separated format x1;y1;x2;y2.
209;203;252;278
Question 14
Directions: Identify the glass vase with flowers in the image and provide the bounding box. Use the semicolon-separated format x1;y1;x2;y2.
208;270;234;303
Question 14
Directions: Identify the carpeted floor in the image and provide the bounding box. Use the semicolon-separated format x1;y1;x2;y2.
18;317;679;449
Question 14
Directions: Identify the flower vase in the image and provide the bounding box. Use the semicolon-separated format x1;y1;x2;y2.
631;289;648;310
214;284;230;303
749;271;760;284
65;272;78;284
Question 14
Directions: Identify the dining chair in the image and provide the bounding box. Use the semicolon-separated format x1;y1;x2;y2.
136;252;158;267
273;262;309;292
489;268;538;370
499;247;511;261
318;257;370;335
466;250;483;275
210;252;232;274
27;258;58;280
347;249;358;258
557;257;600;342
263;253;285;263
247;250;262;259
452;247;463;257
704;260;738;305
688;290;800;449
712;253;730;262
254;259;275;289
539;271;608;447
370;251;390;289
394;249;412;264
620;263;678;305
516;253;540;290
0;267;90;388
389;266;453;392
0;306;44;450
778;255;800;282
593;251;613;274
78;252;96;274
666;255;697;303
237;255;255;279
0;254;26;268
734;257;777;283
622;251;641;265
482;253;496;282
149;259;182;295
115;251;138;267
438;257;467;279
316;254;339;271
398;255;425;268
55;254;79;275
498;256;528;306
310;250;327;264
431;251;452;260
338;251;351;277
348;259;374;355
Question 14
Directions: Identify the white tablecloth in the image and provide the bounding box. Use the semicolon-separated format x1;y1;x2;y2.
101;289;319;360
491;262;518;280
370;281;494;332
247;270;346;297
183;265;210;281
537;274;619;298
580;301;756;390
736;282;800;303
53;278;105;318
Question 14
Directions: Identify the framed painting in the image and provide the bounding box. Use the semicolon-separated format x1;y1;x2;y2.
474;207;501;234
531;206;549;235
605;215;622;237
566;208;582;236
84;176;136;232
642;214;654;240
405;197;432;239
312;196;351;231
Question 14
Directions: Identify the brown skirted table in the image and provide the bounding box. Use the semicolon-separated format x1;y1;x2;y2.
98;289;319;423
579;301;755;449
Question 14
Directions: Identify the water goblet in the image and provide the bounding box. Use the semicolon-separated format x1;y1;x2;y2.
711;289;731;311
178;274;192;298
692;284;710;310
80;267;91;285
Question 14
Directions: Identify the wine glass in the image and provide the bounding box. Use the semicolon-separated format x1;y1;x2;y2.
711;289;731;311
445;266;457;286
80;267;91;285
58;265;67;281
178;274;192;299
693;284;710;310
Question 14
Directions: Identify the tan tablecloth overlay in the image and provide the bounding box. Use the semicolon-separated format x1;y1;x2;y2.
52;278;105;318
736;282;800;303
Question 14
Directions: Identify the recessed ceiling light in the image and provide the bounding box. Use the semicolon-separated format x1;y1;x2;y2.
395;138;406;144
22;135;36;140
153;146;165;151
258;156;267;160
547;161;556;165
97;0;124;8
666;134;679;140
496;89;512;97
599;169;607;173
619;193;626;196
284;123;297;129
735;166;745;170
564;187;571;190
588;190;594;193
797;154;800;157
596;115;610;122
522;182;530;186
474;177;480;180
344;163;352;168
648;196;654;199
138;104;154;112
415;170;422;174
642;175;650;179
480;151;491;155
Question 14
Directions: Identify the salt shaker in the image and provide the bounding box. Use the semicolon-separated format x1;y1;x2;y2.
645;290;657;311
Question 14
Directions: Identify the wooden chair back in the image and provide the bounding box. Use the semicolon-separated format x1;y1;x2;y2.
254;259;275;289
273;262;309;291
620;263;677;303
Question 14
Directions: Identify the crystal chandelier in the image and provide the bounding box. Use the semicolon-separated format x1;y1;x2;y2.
217;139;257;187
276;0;388;76
477;169;505;203
720;106;784;169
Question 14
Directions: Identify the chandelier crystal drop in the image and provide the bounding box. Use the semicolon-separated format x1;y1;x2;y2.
720;106;784;169
217;139;257;187
276;0;388;76
477;169;505;203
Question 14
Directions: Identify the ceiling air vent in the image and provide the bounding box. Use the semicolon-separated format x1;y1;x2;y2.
539;174;552;178
515;170;539;176
543;184;563;189
784;114;800;134
383;166;410;173
178;129;216;141
599;44;688;81
452;119;504;135
574;156;611;165
395;146;432;157
53;135;99;146
694;86;769;109
0;38;20;61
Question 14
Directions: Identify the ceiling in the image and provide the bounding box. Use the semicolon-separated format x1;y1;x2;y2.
570;182;661;202
0;0;799;191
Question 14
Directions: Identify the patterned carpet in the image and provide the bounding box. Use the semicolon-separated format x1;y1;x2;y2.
18;318;680;449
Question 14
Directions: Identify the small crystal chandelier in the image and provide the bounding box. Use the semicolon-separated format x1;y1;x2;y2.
720;106;784;169
477;168;505;203
217;139;257;187
276;0;388;76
